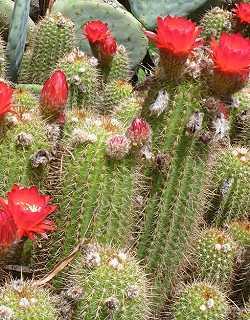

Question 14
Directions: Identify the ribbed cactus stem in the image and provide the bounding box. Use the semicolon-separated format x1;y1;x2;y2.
106;45;131;82
18;13;75;84
39;113;139;278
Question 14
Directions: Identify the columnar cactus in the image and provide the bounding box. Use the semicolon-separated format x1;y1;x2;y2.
70;243;150;320
172;282;229;320
193;228;238;287
40;112;140;276
0;280;58;319
18;13;75;84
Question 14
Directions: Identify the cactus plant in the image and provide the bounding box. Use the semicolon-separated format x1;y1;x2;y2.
18;13;76;84
172;282;229;320
200;7;233;40
51;0;148;69
205;147;250;226
193;228;238;287
0;280;58;319
0;112;51;195
57;48;100;110
239;301;250;320
38;112;140;276
70;243;150;320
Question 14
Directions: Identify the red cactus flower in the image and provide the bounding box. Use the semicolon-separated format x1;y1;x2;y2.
234;3;250;24
126;118;151;145
211;33;250;77
83;20;109;44
0;185;57;240
145;16;201;57
0;81;13;118
0;209;17;247
100;35;117;56
40;70;68;113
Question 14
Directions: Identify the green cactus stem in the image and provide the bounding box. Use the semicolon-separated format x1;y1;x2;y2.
227;220;250;247
172;282;229;320
0;280;58;320
193;228;238;287
200;7;233;40
205;147;250;226
70;243;150;320
0;115;51;195
57;48;100;110
38;113;139;278
18;13;75;84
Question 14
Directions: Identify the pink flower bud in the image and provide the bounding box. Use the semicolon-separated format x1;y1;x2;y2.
106;135;131;160
126;118;151;145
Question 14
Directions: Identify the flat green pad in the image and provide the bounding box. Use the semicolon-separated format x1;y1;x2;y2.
52;0;148;68
128;0;208;29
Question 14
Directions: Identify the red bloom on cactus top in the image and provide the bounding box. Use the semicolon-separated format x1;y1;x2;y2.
83;20;109;44
40;70;68;112
126;118;151;145
145;16;201;57
234;3;250;24
100;35;117;56
0;81;13;118
0;185;57;245
211;33;250;76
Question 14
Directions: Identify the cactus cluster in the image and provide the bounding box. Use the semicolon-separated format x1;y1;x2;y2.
0;2;249;320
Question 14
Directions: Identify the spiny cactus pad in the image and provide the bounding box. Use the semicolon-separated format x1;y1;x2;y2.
128;0;208;29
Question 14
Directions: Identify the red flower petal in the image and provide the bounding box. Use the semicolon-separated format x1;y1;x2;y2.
83;20;109;44
100;35;117;56
4;185;57;241
0;81;13;118
145;16;201;58
211;33;250;76
40;70;68;113
234;3;250;24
